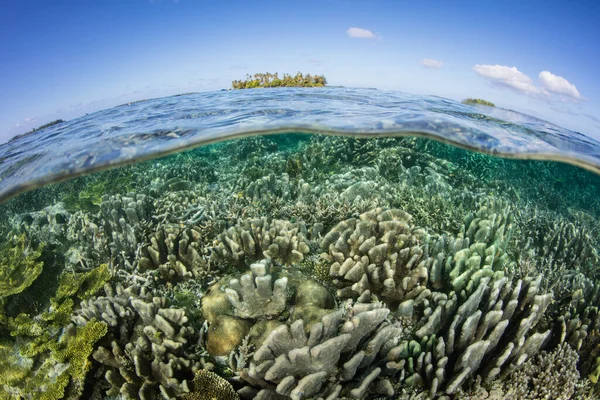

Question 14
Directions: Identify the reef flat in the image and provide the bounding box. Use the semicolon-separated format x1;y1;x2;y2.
1;133;600;399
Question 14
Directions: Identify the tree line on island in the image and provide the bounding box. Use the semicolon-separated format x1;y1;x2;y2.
461;98;495;107
231;72;327;89
8;119;65;142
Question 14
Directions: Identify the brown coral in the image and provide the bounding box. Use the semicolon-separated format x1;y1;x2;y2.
182;369;239;400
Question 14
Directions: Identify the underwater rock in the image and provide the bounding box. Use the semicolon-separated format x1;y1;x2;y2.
212;217;310;267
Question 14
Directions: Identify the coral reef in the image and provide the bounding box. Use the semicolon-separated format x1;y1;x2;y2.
100;192;151;269
0;264;110;399
2;133;600;399
389;274;553;396
225;259;288;319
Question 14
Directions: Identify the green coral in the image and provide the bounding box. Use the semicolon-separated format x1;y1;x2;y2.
0;235;44;299
54;263;110;301
0;264;111;398
8;264;111;335
62;176;133;212
0;321;107;400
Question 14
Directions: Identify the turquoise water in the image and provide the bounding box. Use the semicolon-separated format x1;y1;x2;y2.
1;88;600;399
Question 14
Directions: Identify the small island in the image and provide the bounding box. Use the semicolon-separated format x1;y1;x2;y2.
461;98;495;107
8;119;65;142
231;72;327;89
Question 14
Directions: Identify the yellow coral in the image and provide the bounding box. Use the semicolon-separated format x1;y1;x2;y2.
55;263;110;300
0;263;110;399
182;369;239;400
0;321;107;400
0;235;44;298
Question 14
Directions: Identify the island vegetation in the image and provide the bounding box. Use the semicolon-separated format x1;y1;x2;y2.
231;72;327;89
8;119;65;142
461;98;495;107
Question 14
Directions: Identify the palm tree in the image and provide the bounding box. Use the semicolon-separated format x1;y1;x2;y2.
231;72;327;89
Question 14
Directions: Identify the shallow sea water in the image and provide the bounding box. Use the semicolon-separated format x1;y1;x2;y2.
1;88;600;399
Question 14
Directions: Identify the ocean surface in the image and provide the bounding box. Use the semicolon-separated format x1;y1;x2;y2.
1;87;600;399
1;87;600;203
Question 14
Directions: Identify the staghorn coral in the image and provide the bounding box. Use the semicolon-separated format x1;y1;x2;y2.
499;343;580;400
212;217;310;267
455;343;581;400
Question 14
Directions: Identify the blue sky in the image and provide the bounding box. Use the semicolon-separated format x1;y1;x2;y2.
1;0;599;142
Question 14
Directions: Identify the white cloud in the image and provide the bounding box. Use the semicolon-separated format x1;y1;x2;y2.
421;58;443;69
473;64;539;95
346;27;376;39
539;71;581;100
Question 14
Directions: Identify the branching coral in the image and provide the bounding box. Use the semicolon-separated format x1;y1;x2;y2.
322;208;429;306
237;302;400;400
76;281;200;399
212;217;310;267
138;223;209;285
